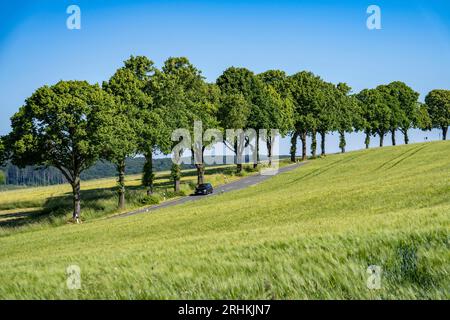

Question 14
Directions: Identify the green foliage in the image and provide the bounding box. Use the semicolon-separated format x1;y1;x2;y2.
9;81;111;173
8;80;114;219
376;82;420;144
258;71;295;136
123;55;156;81
218;67;294;167
0;136;7;167
218;92;250;130
106;56;171;195
243;166;258;173
0;170;5;185
102;59;148;207
289;71;326;134
425;89;450;139
141;157;155;190
154;57;220;185
170;163;181;181
334;83;359;133
138;194;161;205
258;70;289;97
216;68;255;126
356;88;391;143
415;102;432;130
163;189;189;198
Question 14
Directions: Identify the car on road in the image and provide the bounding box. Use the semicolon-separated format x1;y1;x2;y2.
194;183;213;195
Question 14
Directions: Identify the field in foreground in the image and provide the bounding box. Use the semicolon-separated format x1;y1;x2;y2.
0;141;449;299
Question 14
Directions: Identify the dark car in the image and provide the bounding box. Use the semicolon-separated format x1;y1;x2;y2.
194;183;213;195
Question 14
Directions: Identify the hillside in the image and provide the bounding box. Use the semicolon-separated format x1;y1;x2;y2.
0;141;449;299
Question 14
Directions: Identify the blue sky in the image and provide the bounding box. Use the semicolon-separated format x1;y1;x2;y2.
0;0;449;154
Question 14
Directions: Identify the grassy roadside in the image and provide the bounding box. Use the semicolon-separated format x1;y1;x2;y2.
0;160;292;234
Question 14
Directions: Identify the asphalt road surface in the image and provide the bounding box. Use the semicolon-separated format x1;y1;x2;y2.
113;162;307;219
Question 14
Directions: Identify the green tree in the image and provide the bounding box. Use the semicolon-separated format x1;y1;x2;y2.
258;70;294;164
334;82;360;153
357;88;391;147
121;55;171;196
258;70;299;162
315;82;338;156
414;102;432;132
139;109;170;194
153;57;207;190
424;89;450;140
189;83;220;185
0;137;5;185
355;91;373;149
8;81;112;221
288;71;324;161
217;67;258;171
377;84;401;146
391;82;419;144
102;68;140;209
377;82;420;145
218;92;251;171
0;135;7;166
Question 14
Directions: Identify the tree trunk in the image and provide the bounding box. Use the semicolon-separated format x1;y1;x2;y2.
173;148;183;192
403;129;409;144
443;126;448;141
266;138;272;166
233;140;243;173
196;164;205;185
311;130;317;158
143;153;154;196
171;162;181;193
365;130;370;149
192;148;205;185
320;131;326;156
379;133;384;147
71;178;81;223
290;132;298;162
339;130;346;153
391;129;396;146
174;178;180;192
195;152;205;185
301;131;307;161
117;160;126;210
253;130;259;168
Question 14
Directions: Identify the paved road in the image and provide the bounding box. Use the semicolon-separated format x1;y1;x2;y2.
113;162;307;219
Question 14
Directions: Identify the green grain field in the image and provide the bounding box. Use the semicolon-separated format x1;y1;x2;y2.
0;141;449;299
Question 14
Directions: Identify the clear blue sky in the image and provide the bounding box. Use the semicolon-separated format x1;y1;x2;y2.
1;0;449;153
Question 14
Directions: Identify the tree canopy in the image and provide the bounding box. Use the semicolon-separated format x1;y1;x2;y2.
425;89;450;140
8;80;113;221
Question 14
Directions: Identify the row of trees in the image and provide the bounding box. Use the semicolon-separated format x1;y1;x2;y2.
0;55;448;221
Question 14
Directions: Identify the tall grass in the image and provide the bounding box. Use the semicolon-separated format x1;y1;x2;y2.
0;163;278;234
